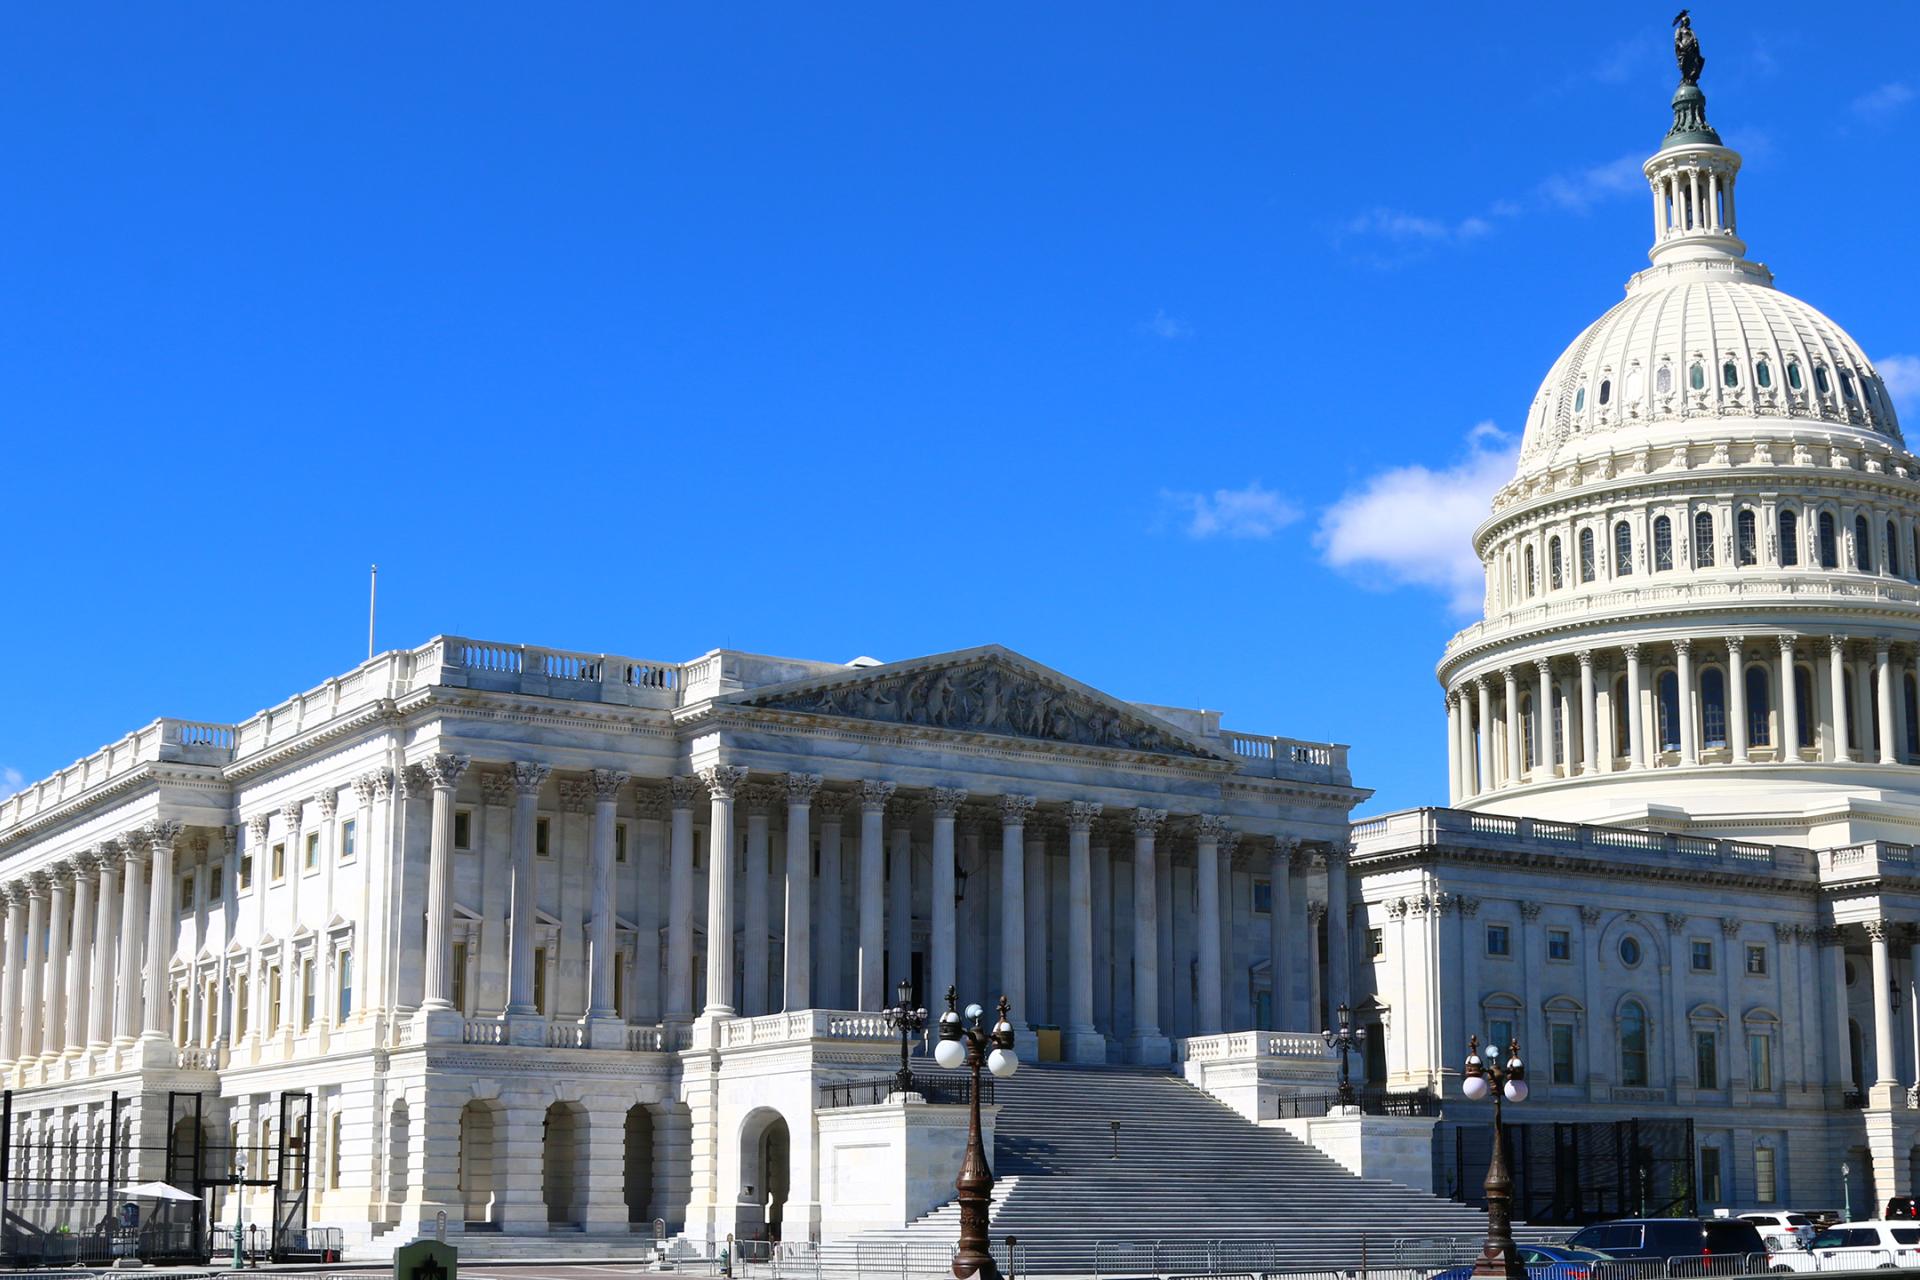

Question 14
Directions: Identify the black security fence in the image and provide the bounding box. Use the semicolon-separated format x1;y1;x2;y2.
0;1088;315;1266
1436;1117;1696;1225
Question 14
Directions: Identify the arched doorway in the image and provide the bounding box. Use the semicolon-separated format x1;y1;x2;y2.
736;1108;791;1242
543;1103;588;1227
624;1106;654;1227
458;1102;500;1228
387;1101;411;1216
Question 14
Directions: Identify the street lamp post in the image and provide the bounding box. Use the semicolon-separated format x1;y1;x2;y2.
1323;1002;1367;1109
1462;1035;1529;1280
1842;1161;1852;1223
231;1149;247;1271
884;978;930;1096
935;986;1019;1280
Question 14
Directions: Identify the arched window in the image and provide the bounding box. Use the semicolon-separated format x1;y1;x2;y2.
1521;694;1536;771
1524;545;1537;597
1621;1000;1650;1088
1657;670;1681;751
1613;674;1631;754
1549;536;1564;590
1553;697;1566;766
1690;362;1706;391
1815;365;1831;396
1574;386;1586;413
1654;516;1674;572
1890;521;1902;578
1855;515;1873;571
1819;513;1839;568
1756;359;1772;388
1746;665;1772;748
1599;378;1612;406
1701;667;1727;749
1841;370;1857;401
1787;361;1803;391
1795;665;1815;749
1615;521;1634;576
1657;365;1673;395
1579;528;1596;583
1626;367;1645;402
1779;509;1799;567
1723;360;1739;388
1736;509;1757;566
1694;510;1715;567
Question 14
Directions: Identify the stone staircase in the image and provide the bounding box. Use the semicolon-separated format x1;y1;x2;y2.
842;1062;1490;1274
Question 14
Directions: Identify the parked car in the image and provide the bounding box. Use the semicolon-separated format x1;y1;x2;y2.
1889;1199;1920;1222
1565;1217;1767;1270
1427;1244;1613;1280
1768;1222;1920;1272
1740;1213;1818;1252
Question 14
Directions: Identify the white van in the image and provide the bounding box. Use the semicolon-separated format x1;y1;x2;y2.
1739;1213;1817;1253
1770;1222;1920;1271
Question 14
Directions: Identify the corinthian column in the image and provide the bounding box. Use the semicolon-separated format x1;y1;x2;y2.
1675;639;1698;764
0;885;25;1065
1725;638;1748;762
1323;840;1353;1013
1268;838;1297;1028
505;762;550;1018
1503;668;1523;785
1475;678;1494;791
65;859;95;1057
999;795;1035;1035
419;754;470;1015
1779;637;1801;761
741;786;776;1016
1624;644;1646;769
88;846;118;1052
1127;807;1170;1064
856;781;894;1011
783;773;824;1012
699;765;749;1019
928;787;967;1010
664;777;700;1024
41;862;72;1060
1064;801;1104;1062
1194;817;1226;1036
115;836;147;1044
585;768;629;1024
816;797;846;1009
1830;637;1853;762
1878;644;1898;765
1578;651;1599;773
142;820;183;1041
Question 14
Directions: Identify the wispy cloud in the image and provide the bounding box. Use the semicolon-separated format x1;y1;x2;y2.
1157;481;1302;540
1314;423;1518;614
1878;354;1920;414
0;767;24;801
1853;82;1914;121
1536;153;1646;213
1140;309;1192;341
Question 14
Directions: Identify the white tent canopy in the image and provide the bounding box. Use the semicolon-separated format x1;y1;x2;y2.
115;1183;200;1203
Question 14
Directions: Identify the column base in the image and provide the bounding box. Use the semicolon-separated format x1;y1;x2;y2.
504;1013;547;1047
1063;1028;1107;1065
1869;1082;1905;1110
584;1016;627;1050
1126;1030;1172;1066
132;1034;178;1069
416;1006;466;1044
688;1008;735;1051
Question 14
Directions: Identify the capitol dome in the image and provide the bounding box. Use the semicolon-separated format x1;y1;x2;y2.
1436;52;1920;847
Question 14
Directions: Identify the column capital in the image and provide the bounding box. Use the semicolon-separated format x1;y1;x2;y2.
510;761;552;796
1270;835;1300;866
929;786;968;818
1065;800;1103;832
1866;919;1893;943
23;869;50;897
737;783;779;817
1220;830;1243;859
1499;666;1516;683
143;818;183;851
244;814;271;844
1578;905;1603;926
998;793;1035;825
1457;895;1482;917
0;880;23;908
557;777;593;814
589;768;630;802
1719;916;1743;938
1131;806;1168;836
698;764;749;802
352;772;380;806
1576;650;1594;668
315;790;339;821
119;829;151;864
1195;814;1231;842
669;775;703;810
1778;634;1798;655
77;846;112;877
1473;675;1490;692
786;772;826;808
478;770;515;808
43;858;76;886
1533;658;1552;677
1307;901;1327;924
1621;642;1642;662
423;753;471;792
280;801;304;834
633;787;670;822
1830;634;1849;655
1673;637;1693;657
1321;838;1352;866
1664;911;1688;934
1876;640;1894;659
1726;635;1746;656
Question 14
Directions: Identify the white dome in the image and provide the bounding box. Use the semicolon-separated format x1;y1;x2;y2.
1516;272;1903;479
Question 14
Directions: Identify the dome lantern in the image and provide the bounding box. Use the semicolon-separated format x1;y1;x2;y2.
1643;13;1748;271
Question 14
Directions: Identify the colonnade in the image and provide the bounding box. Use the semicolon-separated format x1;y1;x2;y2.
1446;633;1920;800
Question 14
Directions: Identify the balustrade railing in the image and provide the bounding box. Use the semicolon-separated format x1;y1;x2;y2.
1176;1030;1331;1062
1350;806;1813;877
818;1071;991;1109
1271;1088;1442;1119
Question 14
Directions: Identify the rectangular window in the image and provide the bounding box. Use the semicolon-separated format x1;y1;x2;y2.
180;874;196;911
337;950;354;1022
453;809;473;851
1754;1146;1778;1204
452;942;468;1014
534;947;549;1013
536;817;551;857
1746;944;1768;976
1701;1146;1723;1203
1486;924;1511;956
615;823;629;864
301;958;316;1029
235;980;250;1038
340;818;357;864
1488;1018;1515;1053
304;830;320;871
1551;1023;1575;1084
266;965;283;1035
1547;928;1571;961
271;842;286;883
1368;928;1385;958
1696;1030;1719;1088
1749;1033;1773;1090
203;981;217;1044
238;853;253;892
209;867;224;900
1252;879;1272;915
1691;939;1714;972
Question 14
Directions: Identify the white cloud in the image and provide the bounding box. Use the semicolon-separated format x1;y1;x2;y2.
1536;153;1646;213
1314;423;1519;614
1141;309;1192;341
0;767;23;801
1159;481;1302;540
1879;354;1920;413
1342;208;1492;247
1853;82;1914;120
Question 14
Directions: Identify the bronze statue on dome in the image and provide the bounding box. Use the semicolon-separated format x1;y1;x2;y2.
1673;10;1705;86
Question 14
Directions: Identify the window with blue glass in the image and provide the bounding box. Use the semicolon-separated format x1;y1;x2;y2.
1658;670;1681;751
1701;668;1727;749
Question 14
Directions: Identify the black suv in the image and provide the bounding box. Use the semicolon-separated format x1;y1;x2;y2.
1567;1218;1767;1268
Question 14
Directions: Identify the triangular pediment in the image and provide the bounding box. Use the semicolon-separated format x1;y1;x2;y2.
734;646;1227;761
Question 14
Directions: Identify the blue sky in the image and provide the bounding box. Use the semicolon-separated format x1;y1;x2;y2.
2;4;1917;815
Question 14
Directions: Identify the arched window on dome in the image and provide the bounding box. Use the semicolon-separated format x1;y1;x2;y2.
1814;365;1832;396
1854;515;1873;572
1620;1000;1650;1088
1866;379;1880;409
1723;360;1739;389
1573;386;1586;414
1690;362;1706;392
1653;516;1674;572
1549;536;1564;590
1888;520;1901;578
1756;359;1773;389
1701;667;1727;750
1694;511;1715;568
1615;521;1633;576
1579;528;1596;583
1613;674;1631;758
1553;698;1566;767
1657;670;1680;752
1656;365;1673;396
1795;664;1816;750
1736;509;1757;567
1787;361;1804;391
1778;509;1800;567
1626;367;1645;402
1841;370;1858;401
1746;665;1772;749
1524;545;1537;597
1599;379;1612;407
1521;694;1536;771
1818;513;1839;569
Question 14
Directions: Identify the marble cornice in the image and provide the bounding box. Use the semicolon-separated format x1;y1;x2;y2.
1361;839;1814;895
1219;775;1371;806
221;696;404;784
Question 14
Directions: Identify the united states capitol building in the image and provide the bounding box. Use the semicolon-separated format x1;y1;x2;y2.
2;26;1917;1264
